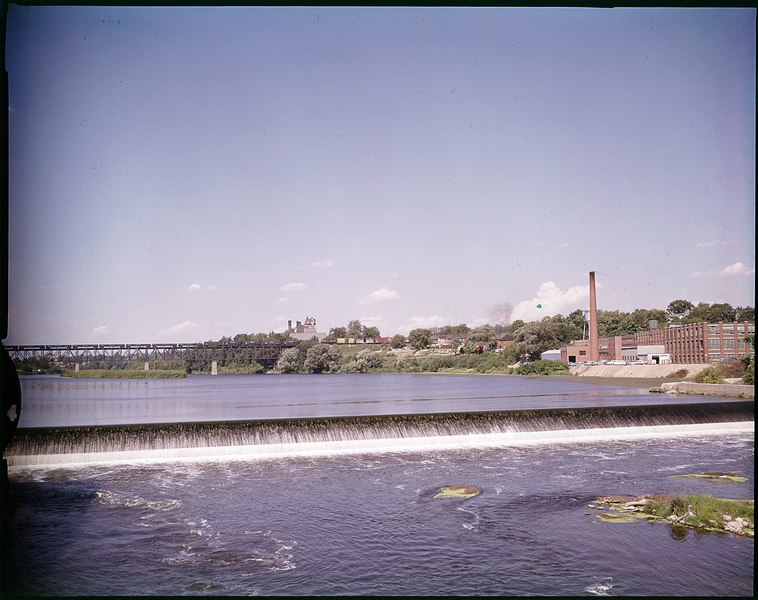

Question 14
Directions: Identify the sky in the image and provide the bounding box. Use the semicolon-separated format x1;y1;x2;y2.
5;6;756;343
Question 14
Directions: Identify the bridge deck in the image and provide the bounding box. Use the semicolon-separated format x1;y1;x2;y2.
6;341;300;368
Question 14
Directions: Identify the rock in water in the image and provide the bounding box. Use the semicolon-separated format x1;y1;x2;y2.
433;485;481;499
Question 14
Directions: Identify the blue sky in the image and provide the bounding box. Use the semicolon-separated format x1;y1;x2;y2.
5;6;755;343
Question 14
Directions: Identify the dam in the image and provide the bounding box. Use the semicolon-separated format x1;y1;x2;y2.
6;401;753;467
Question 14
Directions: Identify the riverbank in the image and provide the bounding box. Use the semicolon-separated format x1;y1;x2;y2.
64;369;187;379
651;381;754;399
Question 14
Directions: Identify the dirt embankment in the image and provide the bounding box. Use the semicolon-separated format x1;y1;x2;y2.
569;363;711;379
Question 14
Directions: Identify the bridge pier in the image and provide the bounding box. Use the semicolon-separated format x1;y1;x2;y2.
75;363;80;373
144;361;150;371
211;360;218;375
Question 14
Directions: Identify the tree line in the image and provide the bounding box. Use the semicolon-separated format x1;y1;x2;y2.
207;300;754;366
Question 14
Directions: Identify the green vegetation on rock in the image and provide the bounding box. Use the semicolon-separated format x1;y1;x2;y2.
670;472;748;484
593;493;754;536
433;485;481;499
595;512;644;524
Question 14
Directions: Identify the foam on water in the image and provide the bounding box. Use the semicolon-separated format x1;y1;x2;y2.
585;576;616;596
7;421;753;468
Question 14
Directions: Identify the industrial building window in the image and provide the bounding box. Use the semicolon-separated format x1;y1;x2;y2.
738;339;746;349
722;338;735;350
707;338;721;350
723;325;734;335
749;325;755;334
737;325;745;333
708;325;720;335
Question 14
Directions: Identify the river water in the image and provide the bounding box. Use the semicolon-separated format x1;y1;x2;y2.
5;374;755;596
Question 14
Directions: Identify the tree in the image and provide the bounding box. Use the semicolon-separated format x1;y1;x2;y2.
468;325;496;344
303;345;342;373
509;319;526;335
628;308;667;331
408;328;431;350
735;306;755;322
363;326;381;339
347;320;364;338
390;334;406;348
438;324;471;336
706;303;737;323
682;302;737;324
597;310;632;337
513;321;578;361
667;299;694;320
566;309;585;330
325;327;347;342
277;348;300;373
342;349;383;373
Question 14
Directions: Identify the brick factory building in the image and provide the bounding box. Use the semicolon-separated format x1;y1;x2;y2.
635;321;754;364
560;271;754;365
561;321;754;365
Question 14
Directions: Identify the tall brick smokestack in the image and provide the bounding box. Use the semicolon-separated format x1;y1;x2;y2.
589;271;599;361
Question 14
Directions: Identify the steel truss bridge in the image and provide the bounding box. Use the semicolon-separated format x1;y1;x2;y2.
5;341;300;370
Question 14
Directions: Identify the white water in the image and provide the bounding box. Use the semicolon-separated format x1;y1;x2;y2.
8;421;753;468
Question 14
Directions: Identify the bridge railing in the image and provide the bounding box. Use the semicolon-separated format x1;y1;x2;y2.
6;341;301;370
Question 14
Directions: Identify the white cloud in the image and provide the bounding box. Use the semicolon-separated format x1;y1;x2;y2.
187;283;218;292
510;281;589;323
280;282;306;292
311;259;334;268
407;315;447;329
92;324;110;335
278;297;289;304
697;240;728;248
359;315;384;324
359;287;400;305
718;262;755;277
158;321;199;336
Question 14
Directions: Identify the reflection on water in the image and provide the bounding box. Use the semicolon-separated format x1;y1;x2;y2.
18;373;733;427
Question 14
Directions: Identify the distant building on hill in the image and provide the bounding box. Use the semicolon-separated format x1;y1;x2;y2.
285;317;327;342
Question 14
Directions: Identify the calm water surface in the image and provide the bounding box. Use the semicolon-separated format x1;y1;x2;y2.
17;373;737;426
6;374;755;596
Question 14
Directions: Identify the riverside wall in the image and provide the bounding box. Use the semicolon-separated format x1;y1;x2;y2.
568;363;711;379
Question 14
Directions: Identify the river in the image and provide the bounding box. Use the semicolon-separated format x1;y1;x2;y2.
4;373;754;596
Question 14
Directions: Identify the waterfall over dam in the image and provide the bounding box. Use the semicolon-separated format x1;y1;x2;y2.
4;401;753;467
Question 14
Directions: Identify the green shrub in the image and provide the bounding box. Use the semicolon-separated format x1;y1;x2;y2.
514;360;570;375
694;366;725;384
741;354;754;385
